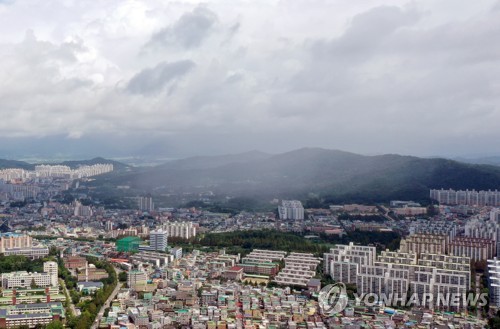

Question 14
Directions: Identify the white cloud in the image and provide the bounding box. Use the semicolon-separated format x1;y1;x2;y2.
0;0;499;157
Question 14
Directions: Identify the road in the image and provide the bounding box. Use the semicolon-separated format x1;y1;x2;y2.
60;278;78;316
91;267;122;329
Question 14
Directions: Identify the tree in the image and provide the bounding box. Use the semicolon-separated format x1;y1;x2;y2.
118;271;127;282
30;278;38;289
46;320;64;329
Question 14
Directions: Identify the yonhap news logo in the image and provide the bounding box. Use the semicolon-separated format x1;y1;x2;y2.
318;282;488;314
318;283;348;315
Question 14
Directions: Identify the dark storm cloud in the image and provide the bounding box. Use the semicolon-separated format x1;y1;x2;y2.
146;6;218;49
126;60;195;95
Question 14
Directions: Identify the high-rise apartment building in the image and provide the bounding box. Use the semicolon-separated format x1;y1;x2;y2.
138;196;154;212
399;233;448;255
409;220;457;241
430;188;500;206
323;243;376;283
149;230;168;252
492;209;500;223
163;222;197;239
488;258;500;308
449;237;495;262
278;200;304;220
43;261;58;287
0;233;32;253
105;220;114;231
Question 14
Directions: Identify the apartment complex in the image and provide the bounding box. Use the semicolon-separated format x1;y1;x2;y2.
274;252;320;287
466;214;500;256
34;164;112;178
163;222;197;239
430;189;500;206
0;233;32;253
323;243;376;284
409;220;457;240
449;237;495;262
325;245;471;311
240;250;285;277
399;233;448;255
278;200;304;220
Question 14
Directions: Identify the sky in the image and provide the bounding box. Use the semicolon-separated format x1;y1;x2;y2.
1;0;500;159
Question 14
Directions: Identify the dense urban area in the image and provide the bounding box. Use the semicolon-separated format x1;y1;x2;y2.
1;163;500;329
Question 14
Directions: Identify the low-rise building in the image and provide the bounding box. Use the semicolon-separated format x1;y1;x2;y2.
0;302;65;329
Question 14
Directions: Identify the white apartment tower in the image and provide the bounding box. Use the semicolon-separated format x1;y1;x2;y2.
43;261;59;287
164;222;197;239
150;230;168;252
488;258;500;308
138;196;154;212
278;200;305;220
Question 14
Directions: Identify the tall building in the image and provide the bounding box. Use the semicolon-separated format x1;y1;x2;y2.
138;196;154;212
430;188;500;206
43;261;58;287
105;220;114;231
409;220;457;241
149;230;168;252
163;222;197;239
449;237;495;262
399;233;448;255
329;242;471;311
273;253;320;287
0;233;32;253
323;243;376;277
278;200;304;220
74;201;93;217
492;209;500;223
488;258;500;308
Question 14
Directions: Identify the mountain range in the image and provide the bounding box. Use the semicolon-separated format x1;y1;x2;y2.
3;149;500;204
86;148;500;204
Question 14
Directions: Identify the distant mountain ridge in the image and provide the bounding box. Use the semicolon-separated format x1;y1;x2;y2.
0;159;34;170
90;148;500;203
454;156;500;167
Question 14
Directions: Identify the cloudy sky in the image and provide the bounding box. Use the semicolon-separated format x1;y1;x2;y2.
1;0;500;159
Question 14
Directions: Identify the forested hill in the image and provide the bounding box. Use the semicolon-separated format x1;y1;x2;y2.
90;148;500;203
0;159;34;170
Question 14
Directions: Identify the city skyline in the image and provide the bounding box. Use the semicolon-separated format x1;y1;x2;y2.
1;0;500;158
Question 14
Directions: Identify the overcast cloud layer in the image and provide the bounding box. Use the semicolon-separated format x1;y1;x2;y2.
1;0;500;158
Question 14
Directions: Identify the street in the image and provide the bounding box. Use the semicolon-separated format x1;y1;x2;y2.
91;267;122;329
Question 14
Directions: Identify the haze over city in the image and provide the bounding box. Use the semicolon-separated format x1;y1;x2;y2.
1;0;500;159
